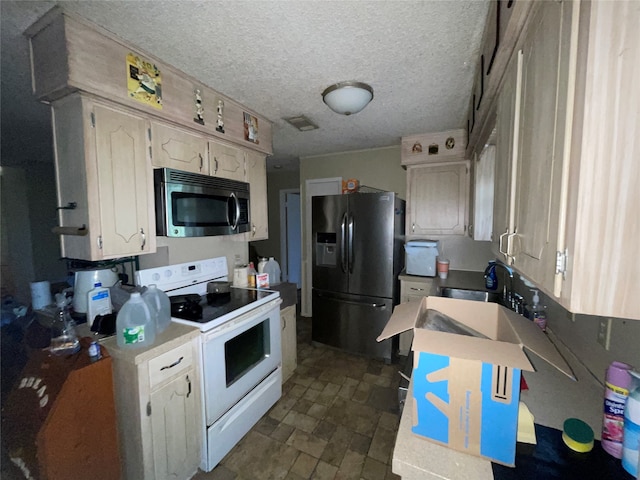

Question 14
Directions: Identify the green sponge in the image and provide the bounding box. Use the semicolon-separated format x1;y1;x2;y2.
562;418;594;453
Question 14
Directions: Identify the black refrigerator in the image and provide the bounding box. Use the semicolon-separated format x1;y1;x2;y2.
311;192;405;362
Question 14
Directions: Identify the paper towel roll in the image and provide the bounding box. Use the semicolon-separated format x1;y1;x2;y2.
30;280;52;310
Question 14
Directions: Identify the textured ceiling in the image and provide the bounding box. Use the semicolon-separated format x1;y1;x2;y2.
1;1;490;171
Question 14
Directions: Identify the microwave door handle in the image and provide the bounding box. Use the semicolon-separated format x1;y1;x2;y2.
340;213;348;273
229;192;240;230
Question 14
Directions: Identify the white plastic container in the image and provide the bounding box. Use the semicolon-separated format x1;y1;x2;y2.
257;257;268;274
116;292;156;349
264;257;281;286
86;282;112;328
405;240;439;276
142;284;171;334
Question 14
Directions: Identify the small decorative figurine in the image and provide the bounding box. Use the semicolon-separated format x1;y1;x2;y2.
216;100;225;133
194;89;205;125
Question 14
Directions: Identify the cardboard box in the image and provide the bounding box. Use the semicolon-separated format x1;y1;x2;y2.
377;296;574;466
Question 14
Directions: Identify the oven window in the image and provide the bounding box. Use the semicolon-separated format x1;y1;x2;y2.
224;319;270;387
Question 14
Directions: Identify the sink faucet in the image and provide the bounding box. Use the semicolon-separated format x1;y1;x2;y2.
485;261;514;306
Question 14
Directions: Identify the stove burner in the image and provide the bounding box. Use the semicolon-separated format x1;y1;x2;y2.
207;292;231;306
170;294;203;320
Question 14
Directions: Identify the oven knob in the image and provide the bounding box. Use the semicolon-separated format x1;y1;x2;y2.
152;273;161;282
164;270;172;278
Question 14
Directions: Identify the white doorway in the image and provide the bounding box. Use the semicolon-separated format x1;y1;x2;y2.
279;189;301;288
302;177;342;316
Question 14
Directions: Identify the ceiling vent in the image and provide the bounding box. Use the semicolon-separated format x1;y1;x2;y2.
284;116;318;131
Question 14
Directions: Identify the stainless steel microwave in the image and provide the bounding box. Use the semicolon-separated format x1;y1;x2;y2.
154;168;251;237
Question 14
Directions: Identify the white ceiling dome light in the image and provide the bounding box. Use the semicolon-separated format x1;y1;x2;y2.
322;81;374;115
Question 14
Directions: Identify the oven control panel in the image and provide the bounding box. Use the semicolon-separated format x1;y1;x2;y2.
136;256;228;292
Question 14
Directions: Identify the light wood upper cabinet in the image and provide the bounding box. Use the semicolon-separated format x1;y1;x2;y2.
150;121;208;174
492;48;521;263
209;141;245;181
509;0;571;288
493;1;640;319
245;150;268;240
52;94;156;261
406;161;469;237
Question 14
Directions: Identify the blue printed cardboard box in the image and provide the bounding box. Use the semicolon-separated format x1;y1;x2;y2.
377;296;574;466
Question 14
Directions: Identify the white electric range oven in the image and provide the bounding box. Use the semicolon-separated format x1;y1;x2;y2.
136;257;282;471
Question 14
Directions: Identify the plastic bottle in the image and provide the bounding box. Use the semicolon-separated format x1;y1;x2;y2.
116;292;155;348
622;371;640;476
484;261;498;290
142;284;171;334
602;361;633;458
247;262;257;288
264;257;281;286
86;282;112;329
528;289;547;331
50;293;80;355
257;257;268;274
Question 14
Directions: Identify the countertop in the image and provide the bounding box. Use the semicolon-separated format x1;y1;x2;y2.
392;327;603;480
266;282;298;310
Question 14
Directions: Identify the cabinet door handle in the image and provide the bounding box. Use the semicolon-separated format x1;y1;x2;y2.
160;356;184;371
214;157;219;174
140;228;146;250
199;153;203;171
499;231;509;258
412;223;416;232
146;401;151;416
186;375;191;398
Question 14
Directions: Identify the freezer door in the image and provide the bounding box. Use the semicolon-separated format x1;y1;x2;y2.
312;289;394;361
348;193;397;298
312;195;349;293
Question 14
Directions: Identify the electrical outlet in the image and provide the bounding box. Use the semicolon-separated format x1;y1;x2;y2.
597;318;612;350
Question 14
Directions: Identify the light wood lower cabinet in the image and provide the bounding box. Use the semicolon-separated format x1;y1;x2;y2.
103;325;202;480
150;120;208;174
281;305;297;382
406;161;470;237
245;150;269;241
52;94;156;261
399;277;435;355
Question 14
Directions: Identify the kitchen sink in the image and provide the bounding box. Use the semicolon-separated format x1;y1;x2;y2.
438;287;500;303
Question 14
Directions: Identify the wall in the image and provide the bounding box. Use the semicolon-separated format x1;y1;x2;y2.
251;169;300;261
0;164;68;304
138;236;249;279
508;274;640;384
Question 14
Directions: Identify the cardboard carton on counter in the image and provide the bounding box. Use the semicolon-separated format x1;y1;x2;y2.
377;296;574;466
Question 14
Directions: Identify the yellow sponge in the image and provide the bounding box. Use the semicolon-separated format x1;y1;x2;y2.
562;418;594;453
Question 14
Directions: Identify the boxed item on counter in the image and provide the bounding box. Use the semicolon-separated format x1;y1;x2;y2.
377;296;574;466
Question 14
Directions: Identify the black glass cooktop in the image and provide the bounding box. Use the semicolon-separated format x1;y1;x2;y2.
169;288;276;323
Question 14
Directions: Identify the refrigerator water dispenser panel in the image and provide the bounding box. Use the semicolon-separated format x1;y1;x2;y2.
316;232;337;267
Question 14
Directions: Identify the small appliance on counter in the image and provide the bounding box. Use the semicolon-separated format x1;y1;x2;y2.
404;240;439;276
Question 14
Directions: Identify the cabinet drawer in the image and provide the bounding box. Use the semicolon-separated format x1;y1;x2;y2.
402;281;431;297
148;342;194;389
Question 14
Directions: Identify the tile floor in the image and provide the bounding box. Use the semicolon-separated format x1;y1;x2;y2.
194;315;403;480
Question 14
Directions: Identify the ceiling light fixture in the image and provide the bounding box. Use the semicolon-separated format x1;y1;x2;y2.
322;81;373;115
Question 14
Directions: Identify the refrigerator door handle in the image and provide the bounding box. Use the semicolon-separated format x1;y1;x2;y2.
347;213;355;274
340;212;348;273
315;291;387;309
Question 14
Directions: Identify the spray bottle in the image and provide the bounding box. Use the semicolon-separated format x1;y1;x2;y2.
529;289;547;332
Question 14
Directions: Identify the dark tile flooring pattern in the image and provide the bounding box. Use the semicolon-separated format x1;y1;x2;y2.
194;316;402;480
